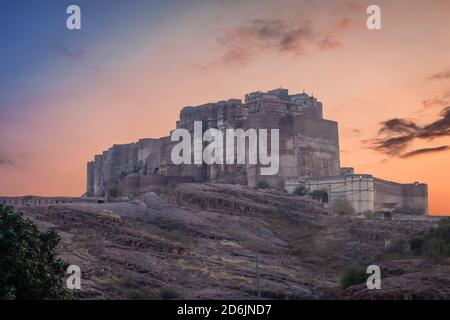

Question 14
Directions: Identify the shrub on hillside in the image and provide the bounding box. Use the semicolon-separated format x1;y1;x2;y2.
310;190;328;203
331;198;355;215
257;180;270;189
385;235;408;255
340;265;367;288
159;287;180;300
409;218;450;262
362;210;376;219
294;186;308;196
108;188;119;199
410;236;425;256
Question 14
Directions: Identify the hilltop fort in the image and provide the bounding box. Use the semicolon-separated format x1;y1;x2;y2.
84;88;428;216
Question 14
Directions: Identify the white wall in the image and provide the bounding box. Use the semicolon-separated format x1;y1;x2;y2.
285;175;375;213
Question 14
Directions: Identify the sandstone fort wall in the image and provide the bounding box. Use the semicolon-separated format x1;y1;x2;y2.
86;89;341;197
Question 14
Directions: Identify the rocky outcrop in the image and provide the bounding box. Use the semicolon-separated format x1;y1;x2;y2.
18;184;442;300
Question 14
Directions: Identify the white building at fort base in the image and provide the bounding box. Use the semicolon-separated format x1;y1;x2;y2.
285;167;428;215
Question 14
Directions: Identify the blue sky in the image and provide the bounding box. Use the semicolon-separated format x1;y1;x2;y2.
0;0;200;117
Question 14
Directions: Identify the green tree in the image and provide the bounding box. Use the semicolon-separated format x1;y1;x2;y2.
310;190;328;203
0;205;71;300
108;188;119;199
257;180;270;189
294;186;308;196
159;287;180;300
410;236;425;256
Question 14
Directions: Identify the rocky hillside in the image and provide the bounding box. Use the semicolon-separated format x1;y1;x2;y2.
18;183;450;299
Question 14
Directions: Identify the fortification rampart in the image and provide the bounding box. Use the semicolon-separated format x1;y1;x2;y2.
373;178;428;214
110;175;195;195
0;196;101;207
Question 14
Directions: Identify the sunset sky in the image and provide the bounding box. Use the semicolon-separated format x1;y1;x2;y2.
1;0;450;215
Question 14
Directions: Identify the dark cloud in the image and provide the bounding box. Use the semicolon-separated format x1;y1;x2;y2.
317;37;344;52
213;17;346;67
53;42;102;73
369;106;450;157
278;25;316;53
418;106;450;139
400;146;450;158
56;44;84;61
0;158;13;166
343;128;362;138
413;70;450;113
335;17;353;32
370;135;415;156
378;118;420;135
428;70;450;80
